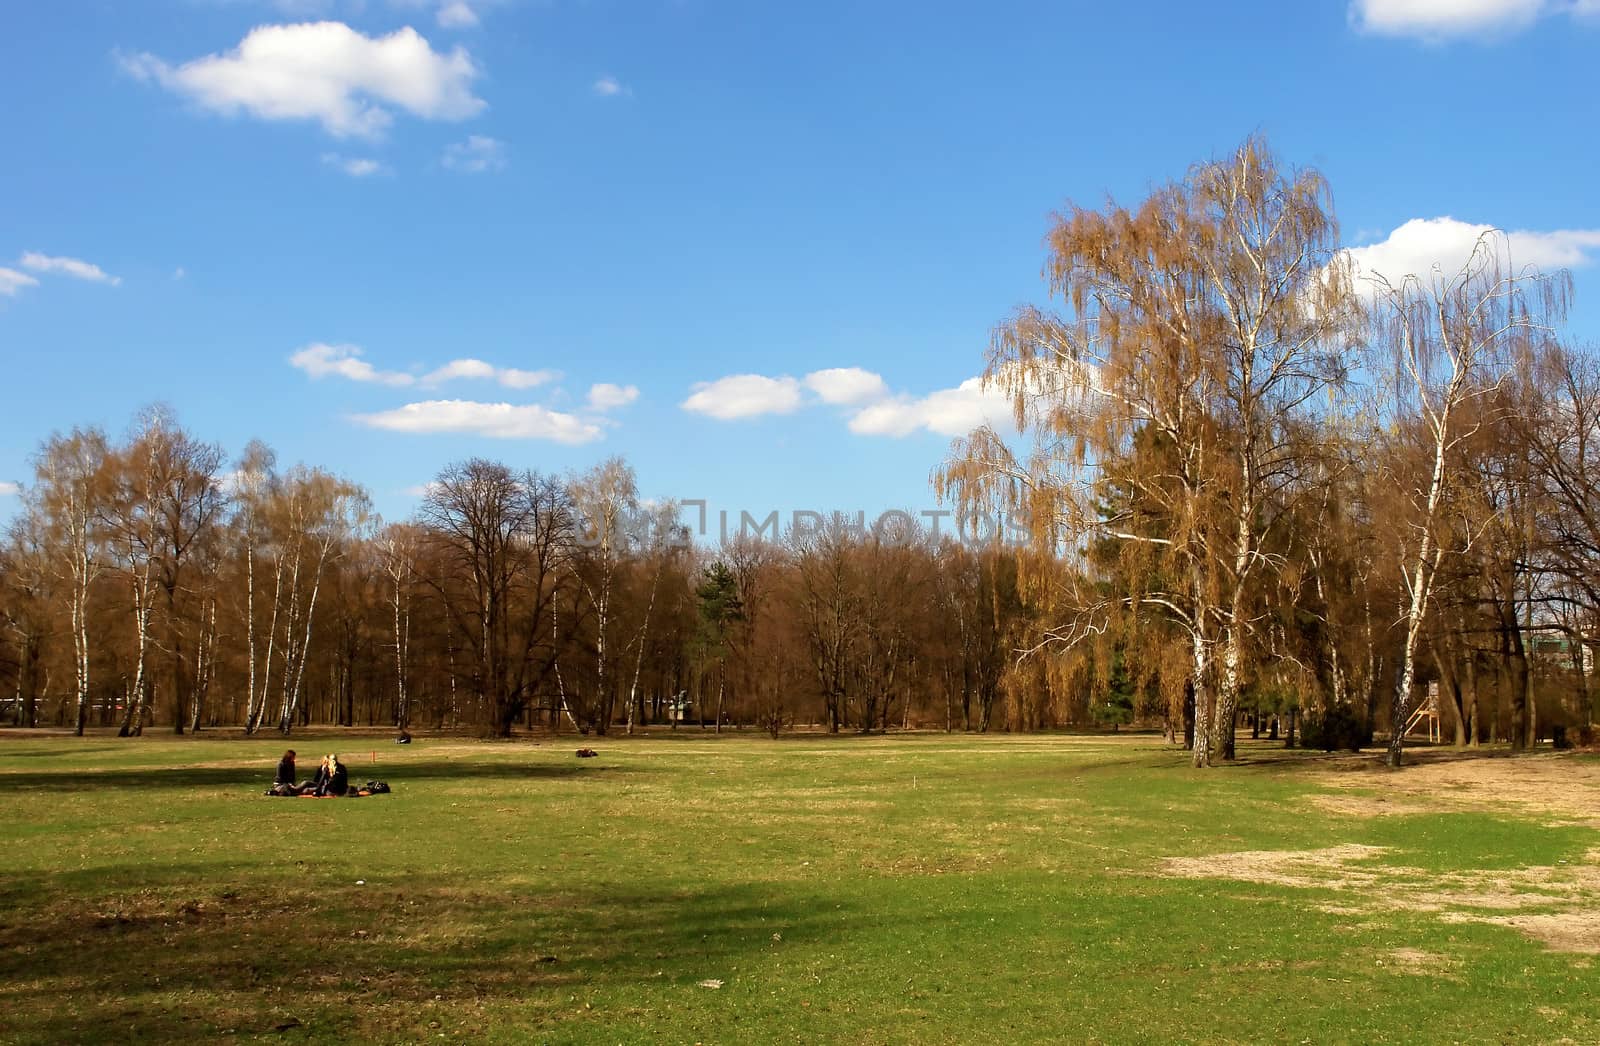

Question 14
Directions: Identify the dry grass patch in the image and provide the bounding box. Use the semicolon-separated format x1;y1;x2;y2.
1309;752;1600;828
1159;842;1600;956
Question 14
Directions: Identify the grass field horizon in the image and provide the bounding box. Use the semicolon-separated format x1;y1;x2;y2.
3;732;1598;1044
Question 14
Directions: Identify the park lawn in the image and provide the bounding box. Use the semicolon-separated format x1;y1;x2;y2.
0;733;1597;1045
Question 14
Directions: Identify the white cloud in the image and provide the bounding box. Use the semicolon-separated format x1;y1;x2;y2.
0;481;20;497
442;134;506;172
290;343;559;389
682;364;1023;438
586;383;640;411
592;76;630;98
18;252;121;286
1349;0;1569;38
1342;217;1600;292
321;152;389;176
403;481;442;497
354;400;604;443
419;358;556;389
804;367;889;406
681;374;804;420
173;266;187;281
436;1;480;28
290;343;415;385
122;21;485;139
0;267;39;297
848;375;1015;438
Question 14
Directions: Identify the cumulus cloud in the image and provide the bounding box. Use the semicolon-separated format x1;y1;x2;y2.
804;367;889;406
586;383;640;411
19;252;121;285
847;376;1015;438
680;364;1019;438
418;358;555;389
1349;0;1574;39
0;267;39;297
681;374;805;420
592;76;630;98
290;343;416;385
442;134;506;172
321;152;389;177
1342;217;1600;292
289;343;558;389
0;481;20;497
354;400;604;443
436;1;480;28
122;21;485;138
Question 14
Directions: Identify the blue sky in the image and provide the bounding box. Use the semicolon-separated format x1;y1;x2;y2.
3;0;1598;528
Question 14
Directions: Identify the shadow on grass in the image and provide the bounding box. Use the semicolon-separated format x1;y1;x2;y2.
0;758;641;793
0;872;854;1044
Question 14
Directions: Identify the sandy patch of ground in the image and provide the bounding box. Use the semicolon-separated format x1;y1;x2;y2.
1158;843;1600;955
1441;911;1600;955
1307;752;1600;827
1302;793;1438;819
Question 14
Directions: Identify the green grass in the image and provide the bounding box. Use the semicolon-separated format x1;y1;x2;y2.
1;733;1596;1044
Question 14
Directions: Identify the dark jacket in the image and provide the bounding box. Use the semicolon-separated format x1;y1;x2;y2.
327;761;349;797
275;756;296;786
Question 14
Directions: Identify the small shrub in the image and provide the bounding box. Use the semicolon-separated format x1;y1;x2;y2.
1300;703;1371;752
756;703;790;739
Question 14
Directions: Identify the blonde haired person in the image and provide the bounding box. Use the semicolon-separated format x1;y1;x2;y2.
322;754;349;797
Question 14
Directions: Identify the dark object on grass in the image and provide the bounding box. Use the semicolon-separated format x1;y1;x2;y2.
365;780;391;794
576;748;598;758
1299;703;1371;753
396;729;412;744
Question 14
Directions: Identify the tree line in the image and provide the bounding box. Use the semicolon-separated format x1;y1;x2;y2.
0;424;1035;740
2;138;1597;765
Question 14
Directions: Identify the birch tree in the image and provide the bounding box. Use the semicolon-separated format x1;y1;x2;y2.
31;428;109;736
272;467;370;733
569;458;639;733
1366;231;1570;767
377;522;422;730
940;137;1357;765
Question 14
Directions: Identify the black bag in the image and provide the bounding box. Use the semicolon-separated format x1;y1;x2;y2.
365;780;391;794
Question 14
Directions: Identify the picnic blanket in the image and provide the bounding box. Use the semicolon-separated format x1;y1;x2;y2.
264;781;392;797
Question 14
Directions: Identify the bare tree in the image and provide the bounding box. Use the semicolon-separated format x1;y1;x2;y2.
31;429;109;736
941;137;1357;765
420;459;574;737
1366;231;1570;766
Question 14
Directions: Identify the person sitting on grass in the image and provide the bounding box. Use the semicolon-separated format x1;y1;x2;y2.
272;750;297;794
301;755;330;796
319;754;349;797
